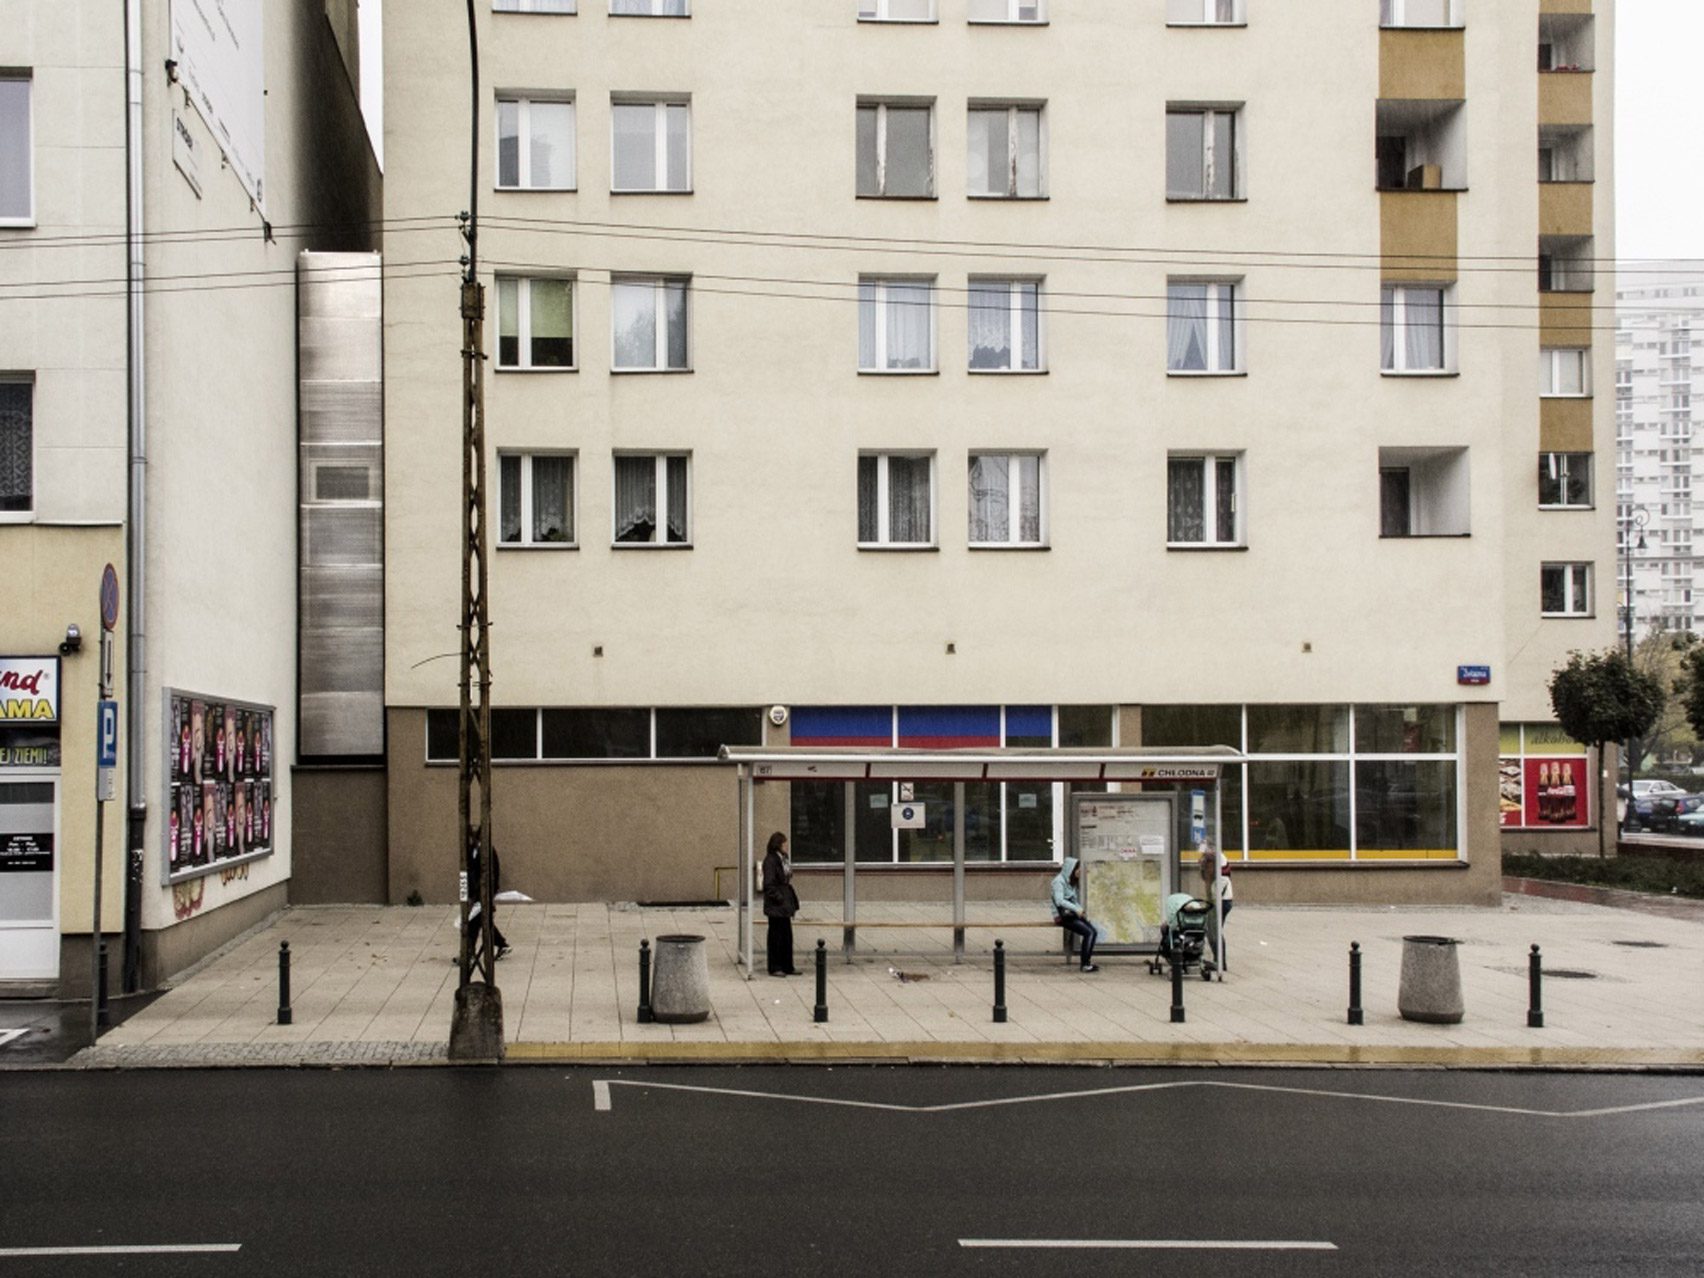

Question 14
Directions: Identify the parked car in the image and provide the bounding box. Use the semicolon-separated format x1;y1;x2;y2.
1629;780;1701;833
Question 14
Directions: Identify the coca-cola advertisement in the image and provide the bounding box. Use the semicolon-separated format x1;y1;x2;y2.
165;689;274;883
1521;757;1589;828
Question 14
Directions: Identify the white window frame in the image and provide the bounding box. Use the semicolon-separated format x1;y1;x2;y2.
1166;0;1245;25
1380;283;1455;374
967;277;1043;373
968;452;1046;548
610;97;691;193
495;1;577;14
967;0;1045;22
612;452;692;547
1538;452;1593;510
1166;279;1242;375
610;0;688;15
0;374;33;521
1540;347;1590;398
1167;452;1245;549
495;275;577;371
859;0;938;21
1541;562;1592;617
967;103;1045;199
859;452;937;549
495;95;576;191
498;451;577;548
857;100;936;198
1166;105;1242;201
859;277;937;373
0;73;32;227
1380;0;1463;29
610;275;691;372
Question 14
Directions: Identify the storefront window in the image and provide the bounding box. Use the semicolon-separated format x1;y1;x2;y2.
1354;704;1456;754
1248;704;1349;754
1004;782;1054;859
1355;759;1457;857
1248;759;1353;855
1142;704;1241;749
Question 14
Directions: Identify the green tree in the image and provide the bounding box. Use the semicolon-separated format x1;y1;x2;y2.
1548;649;1664;857
1630;629;1701;778
1678;643;1704;754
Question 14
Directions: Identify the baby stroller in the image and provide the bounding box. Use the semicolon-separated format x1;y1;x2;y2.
1148;896;1215;980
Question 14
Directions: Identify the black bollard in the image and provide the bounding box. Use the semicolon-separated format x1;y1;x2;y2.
992;940;1008;1024
1527;944;1544;1029
277;941;292;1026
637;938;654;1024
813;939;828;1023
1348;941;1364;1026
1170;953;1186;1024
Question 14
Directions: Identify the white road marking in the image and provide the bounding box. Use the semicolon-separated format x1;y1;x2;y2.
595;1077;1704;1121
0;1029;28;1049
593;1080;611;1111
961;1240;1338;1252
0;1245;241;1257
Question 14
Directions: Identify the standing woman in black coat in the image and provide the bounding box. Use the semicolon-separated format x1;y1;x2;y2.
761;831;801;977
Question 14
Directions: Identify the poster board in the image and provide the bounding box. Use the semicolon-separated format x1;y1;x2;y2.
170;0;267;212
162;688;275;885
1071;792;1176;951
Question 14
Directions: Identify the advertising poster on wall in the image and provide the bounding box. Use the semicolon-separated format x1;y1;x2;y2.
170;0;266;212
1498;757;1524;827
1523;758;1589;828
1499;723;1591;829
164;689;274;883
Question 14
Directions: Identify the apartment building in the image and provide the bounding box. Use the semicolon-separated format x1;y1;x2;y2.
375;0;1616;912
1615;270;1704;640
0;1;377;993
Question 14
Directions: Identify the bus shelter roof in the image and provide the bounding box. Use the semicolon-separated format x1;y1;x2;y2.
718;745;1243;784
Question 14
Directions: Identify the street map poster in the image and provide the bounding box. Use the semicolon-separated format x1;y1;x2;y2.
163;689;274;884
1073;793;1175;949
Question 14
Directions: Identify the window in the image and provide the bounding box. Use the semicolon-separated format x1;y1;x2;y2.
496;0;576;10
1167;280;1240;373
611;0;688;14
0;74;29;224
1166;107;1240;200
1538;125;1593;182
1540;348;1589;397
613;453;690;545
856;101;934;198
859;0;935;18
859;278;936;372
969;453;1044;547
1539;237;1593;293
1375;100;1466;190
1539;452;1592;509
428;707;762;762
1378;447;1470;537
1167;0;1242;23
967;105;1042;198
1380;0;1461;28
611;276;689;370
1167;453;1243;548
0;379;29;515
499;453;576;546
1380;284;1451;373
968;0;1044;21
496;97;575;190
1538;13;1594;71
496;277;575;369
655;708;765;758
611;98;690;192
1541;563;1591;616
858;453;934;547
967;278;1041;371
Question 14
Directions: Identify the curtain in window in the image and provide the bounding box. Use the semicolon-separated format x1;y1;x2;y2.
967;282;1011;369
858;281;878;368
665;103;690;190
665;455;688;542
1405;288;1444;370
889;455;931;542
1167;113;1204;198
1015;109;1040;196
614;456;657;542
531;279;573;367
498;455;522;543
1019;282;1040;369
612;282;655;368
969;455;1009;541
664;281;689;369
886;282;931;369
1168;284;1208;371
1215;285;1235;370
1380;287;1397;369
496;278;520;366
967;110;1005;197
1017;454;1041;542
612;104;655;189
530;101;573;187
1214;0;1236;19
858;456;879;541
1215;457;1237;543
883;107;933;197
496;100;521;186
1168;458;1204;541
532;456;572;542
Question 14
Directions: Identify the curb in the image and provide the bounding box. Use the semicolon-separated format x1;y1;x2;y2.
1503;875;1704;919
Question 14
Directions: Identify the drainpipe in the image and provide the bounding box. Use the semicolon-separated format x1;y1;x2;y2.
121;0;147;992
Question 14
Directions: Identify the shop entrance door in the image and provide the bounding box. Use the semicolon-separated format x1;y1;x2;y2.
0;774;59;981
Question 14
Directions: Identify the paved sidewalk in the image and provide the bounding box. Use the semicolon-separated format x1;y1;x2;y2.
62;895;1704;1070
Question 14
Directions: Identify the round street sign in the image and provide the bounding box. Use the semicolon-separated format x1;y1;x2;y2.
100;563;120;632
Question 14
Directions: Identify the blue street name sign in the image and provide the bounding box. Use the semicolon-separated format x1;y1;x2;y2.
1457;665;1492;686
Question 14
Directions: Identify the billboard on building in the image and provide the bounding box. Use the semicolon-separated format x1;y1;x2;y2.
1499;723;1589;829
0;657;58;723
170;0;266;212
162;689;274;884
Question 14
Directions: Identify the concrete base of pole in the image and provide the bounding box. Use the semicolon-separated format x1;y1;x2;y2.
449;982;506;1060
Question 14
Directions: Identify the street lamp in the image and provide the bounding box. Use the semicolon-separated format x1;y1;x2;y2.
1621;504;1649;835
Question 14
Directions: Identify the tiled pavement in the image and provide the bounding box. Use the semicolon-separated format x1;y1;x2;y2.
63;894;1704;1069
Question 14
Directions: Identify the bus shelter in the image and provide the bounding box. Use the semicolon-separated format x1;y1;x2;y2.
721;746;1244;977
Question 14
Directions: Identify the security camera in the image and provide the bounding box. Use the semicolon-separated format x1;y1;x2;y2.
59;623;82;656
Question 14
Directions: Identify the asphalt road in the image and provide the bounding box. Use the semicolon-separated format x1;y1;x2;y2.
3;1067;1702;1276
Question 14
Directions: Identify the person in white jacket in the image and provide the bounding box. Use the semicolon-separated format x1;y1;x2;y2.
1199;843;1233;968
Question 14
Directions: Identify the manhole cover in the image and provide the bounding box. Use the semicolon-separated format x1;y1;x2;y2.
1613;940;1668;949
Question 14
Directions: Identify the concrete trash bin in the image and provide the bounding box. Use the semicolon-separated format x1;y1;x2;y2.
1398;935;1464;1024
651;934;712;1024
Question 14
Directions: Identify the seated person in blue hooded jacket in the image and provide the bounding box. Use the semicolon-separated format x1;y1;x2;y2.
1049;857;1099;973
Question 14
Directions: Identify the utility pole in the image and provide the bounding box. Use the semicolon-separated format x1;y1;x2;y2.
448;0;502;1060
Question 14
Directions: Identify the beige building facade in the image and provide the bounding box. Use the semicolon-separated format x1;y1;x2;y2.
376;1;1616;913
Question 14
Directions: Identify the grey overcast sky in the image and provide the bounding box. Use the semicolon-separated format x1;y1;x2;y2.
356;3;1693;263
